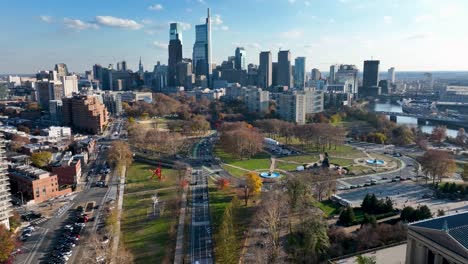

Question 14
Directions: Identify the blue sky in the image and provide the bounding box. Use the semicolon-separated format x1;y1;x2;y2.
1;0;468;74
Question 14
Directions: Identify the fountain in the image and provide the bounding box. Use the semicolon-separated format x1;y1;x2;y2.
260;157;281;179
366;159;385;165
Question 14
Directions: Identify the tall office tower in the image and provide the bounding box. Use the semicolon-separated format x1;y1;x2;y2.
54;63;69;79
93;64;103;82
235;47;246;70
176;60;193;89
272;62;278;86
62;75;78;96
363;60;380;87
138;57;144;77
258;51;272;88
311;68;321;80
294;57;306;89
0;135;10;229
168;23;183;87
121;61;127;72
335;64;359;94
329;64;339;84
277;50;292;88
193;8;212;87
388;67;396;84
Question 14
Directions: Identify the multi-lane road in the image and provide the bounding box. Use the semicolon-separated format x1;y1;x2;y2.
189;138;214;264
14;118;125;264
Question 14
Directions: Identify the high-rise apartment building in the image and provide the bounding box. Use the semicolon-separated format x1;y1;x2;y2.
294;57;306;89
0;135;10;229
363;60;380;87
277;50;292;88
49;100;63;125
193;8;212;87
61;75;78;97
243;87;270;113
278;92;307;124
168;23;183;87
259;51;272;89
235;47;246;70
388;67;396;84
176;60;193;89
62;95;109;134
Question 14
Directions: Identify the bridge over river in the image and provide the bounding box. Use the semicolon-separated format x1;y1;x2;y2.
375;111;468;127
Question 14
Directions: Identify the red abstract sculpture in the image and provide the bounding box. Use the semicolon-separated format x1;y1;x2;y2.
149;163;164;181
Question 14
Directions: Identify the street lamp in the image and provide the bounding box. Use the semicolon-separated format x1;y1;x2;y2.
17;191;24;206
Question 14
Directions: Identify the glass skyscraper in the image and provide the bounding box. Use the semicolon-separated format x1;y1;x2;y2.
235;47;246;70
193;8;212;87
294;57;306;89
168;23;183;87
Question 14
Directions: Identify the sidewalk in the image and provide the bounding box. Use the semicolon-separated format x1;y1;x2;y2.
111;166;126;264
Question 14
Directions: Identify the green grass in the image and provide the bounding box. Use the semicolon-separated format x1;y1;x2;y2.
222;164;249;178
125;162;179;193
314;200;342;217
209;185;256;262
122;162;180;263
279;154;319;164
215;145;271;171
275;161;300;171
330;157;355;167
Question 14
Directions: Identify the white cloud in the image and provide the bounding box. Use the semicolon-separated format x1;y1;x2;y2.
63;18;98;31
39;15;53;23
414;14;433;23
197;0;207;5
304;1;311;6
152;41;167;49
148;4;163;11
281;29;304;38
170;21;192;31
247;43;261;49
212;14;223;25
95;16;143;30
328;18;336;24
288;0;296;3
186;8;193;13
141;19;153;25
214;25;229;31
383;16;393;24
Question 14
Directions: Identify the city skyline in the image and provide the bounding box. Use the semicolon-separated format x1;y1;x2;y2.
1;0;468;74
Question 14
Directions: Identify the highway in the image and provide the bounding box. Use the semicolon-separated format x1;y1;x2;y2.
14;118;125;264
189;138;214;264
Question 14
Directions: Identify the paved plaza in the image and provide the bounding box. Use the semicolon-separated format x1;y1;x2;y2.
335;182;468;214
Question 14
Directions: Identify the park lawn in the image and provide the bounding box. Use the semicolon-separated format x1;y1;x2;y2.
125;162;179;194
330;157;355;167
279;154;319;164
209;185;256;262
275;161;299;171
348;165;371;175
215;145;271;170
353;208;400;224
222;164;249;178
122;162;181;263
314;200;342;217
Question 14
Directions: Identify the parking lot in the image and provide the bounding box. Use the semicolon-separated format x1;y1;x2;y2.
335;181;468;214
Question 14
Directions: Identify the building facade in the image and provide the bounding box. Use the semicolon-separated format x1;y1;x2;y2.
168;23;183;87
235;47;246;70
193;8;212;87
294;57;306;89
0;136;11;229
363;60;380;87
62;95;109;134
277;50;292;88
259;51;272;89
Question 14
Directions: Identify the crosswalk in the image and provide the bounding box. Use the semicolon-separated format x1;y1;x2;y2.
30;217;47;225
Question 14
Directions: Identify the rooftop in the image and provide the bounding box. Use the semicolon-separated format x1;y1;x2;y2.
409;211;468;259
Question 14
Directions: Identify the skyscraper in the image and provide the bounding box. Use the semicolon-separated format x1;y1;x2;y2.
277;50;292;88
388;67;395;84
168;23;183;87
329;64;338;84
259;51;272;89
335;64;359;94
363;60;380;87
193;8;212;87
294;57;306;89
138;56;144;77
235;47;246;70
54;63;69;79
311;68;321;80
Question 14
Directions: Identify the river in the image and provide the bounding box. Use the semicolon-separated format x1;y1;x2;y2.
371;101;460;138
